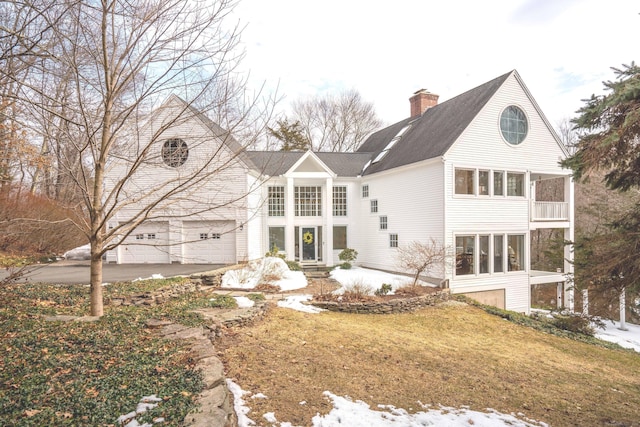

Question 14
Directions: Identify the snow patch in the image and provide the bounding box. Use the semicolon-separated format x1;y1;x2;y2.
222;257;307;291
277;295;325;314
234;296;255;308
63;244;91;260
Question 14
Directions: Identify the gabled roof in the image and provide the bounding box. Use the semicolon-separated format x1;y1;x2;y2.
246;151;371;177
357;71;512;175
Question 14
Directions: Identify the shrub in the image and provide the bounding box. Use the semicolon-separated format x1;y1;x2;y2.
338;248;358;263
247;293;265;302
342;281;373;301
208;294;237;308
339;262;352;270
255;283;281;293
265;245;285;259
550;313;597;336
286;260;301;271
374;283;393;296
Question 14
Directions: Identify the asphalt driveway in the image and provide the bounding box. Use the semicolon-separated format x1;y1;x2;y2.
1;260;224;285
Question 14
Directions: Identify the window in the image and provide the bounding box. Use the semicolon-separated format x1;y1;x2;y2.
161;138;189;167
493;171;504;196
211;233;221;239
147;233;156;240
456;235;475;275
295;186;321;216
268;186;285;217
507;172;525;197
500;105;528;145
199;233;208;240
332;186;347;216
455;169;474;195
508;234;525;271
135;234;144;240
494;234;504;273
479;235;489;274
379;216;388;230
362;184;369;198
479;170;489;196
268;227;285;252
389;233;398;248
333;226;347;250
370;199;378;213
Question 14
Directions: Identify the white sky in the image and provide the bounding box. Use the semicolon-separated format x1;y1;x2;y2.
231;0;639;130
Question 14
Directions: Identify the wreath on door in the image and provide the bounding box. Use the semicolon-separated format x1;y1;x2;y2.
303;231;314;245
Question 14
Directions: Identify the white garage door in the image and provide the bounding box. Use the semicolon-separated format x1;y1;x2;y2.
120;222;170;264
183;221;236;264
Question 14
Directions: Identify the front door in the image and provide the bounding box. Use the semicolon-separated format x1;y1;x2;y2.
301;227;316;262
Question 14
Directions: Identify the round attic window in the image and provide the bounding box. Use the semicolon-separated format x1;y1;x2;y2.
500;105;528;145
161;138;188;167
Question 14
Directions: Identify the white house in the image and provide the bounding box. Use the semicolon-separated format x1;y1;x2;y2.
107;70;574;313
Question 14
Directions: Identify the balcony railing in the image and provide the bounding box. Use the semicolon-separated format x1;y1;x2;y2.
531;201;569;221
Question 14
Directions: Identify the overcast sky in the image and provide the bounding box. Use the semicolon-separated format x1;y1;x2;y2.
231;0;638;129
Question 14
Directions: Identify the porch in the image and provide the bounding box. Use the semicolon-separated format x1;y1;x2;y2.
529;174;572;224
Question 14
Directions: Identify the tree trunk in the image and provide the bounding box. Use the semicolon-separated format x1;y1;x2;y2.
90;242;104;317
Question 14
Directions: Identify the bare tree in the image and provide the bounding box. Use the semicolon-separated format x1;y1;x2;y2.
291;89;382;152
396;239;449;287
2;0;275;316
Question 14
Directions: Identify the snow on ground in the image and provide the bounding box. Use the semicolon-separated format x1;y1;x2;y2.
277;295;325;314
221;257;307;291
330;266;421;294
595;320;640;352
227;381;549;427
132;273;165;282
63;244;91;260
234;296;255;308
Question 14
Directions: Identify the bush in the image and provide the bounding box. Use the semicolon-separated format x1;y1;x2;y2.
339;262;352;270
247;293;265;302
374;283;393;296
342;281;373;301
286;260;301;271
339;248;358;263
208;294;237;308
265;245;285;259
550;313;596;336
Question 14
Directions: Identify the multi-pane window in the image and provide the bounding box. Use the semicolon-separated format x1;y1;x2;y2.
268;227;285;252
268;186;285;216
508;234;525;271
389;233;398;248
211;233;221;240
333;226;347;250
507;173;525;197
379;216;388;230
295;186;321;216
455;233;525;276
332;186;347;216
362;184;369;198
147;233;156;240
200;233;208;240
370;200;378;213
135;234;144;240
456;235;475;275
479;170;489;196
494;171;504;196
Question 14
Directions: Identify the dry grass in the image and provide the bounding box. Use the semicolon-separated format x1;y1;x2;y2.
219;303;640;427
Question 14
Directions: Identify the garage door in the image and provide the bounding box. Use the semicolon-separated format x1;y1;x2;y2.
120;222;170;264
182;221;236;264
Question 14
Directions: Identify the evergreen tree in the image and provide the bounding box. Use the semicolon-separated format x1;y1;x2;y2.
562;63;640;303
268;119;311;151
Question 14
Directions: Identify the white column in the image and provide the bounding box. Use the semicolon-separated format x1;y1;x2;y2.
285;177;295;260
564;176;575;311
325;177;334;267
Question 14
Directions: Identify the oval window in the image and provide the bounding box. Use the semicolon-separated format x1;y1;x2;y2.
161;138;189;167
500;106;528;145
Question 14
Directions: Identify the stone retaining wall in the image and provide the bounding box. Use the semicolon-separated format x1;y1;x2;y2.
310;290;450;314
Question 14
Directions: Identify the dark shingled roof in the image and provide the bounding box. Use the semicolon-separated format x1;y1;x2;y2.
357;71;513;175
246;151;372;177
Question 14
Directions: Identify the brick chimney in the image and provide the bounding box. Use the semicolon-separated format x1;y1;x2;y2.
410;89;439;117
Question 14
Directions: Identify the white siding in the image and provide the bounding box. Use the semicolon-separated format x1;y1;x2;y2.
357;160;445;273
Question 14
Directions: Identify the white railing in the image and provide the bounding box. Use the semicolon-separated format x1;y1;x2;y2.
531;201;569;221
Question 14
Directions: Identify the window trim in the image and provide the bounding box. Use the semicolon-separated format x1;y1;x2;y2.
295;186;322;217
332;186;347;217
454;232;527;277
268;186;285;217
389;233;398;248
370;199;378;213
362;184;369;198
379;215;388;230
